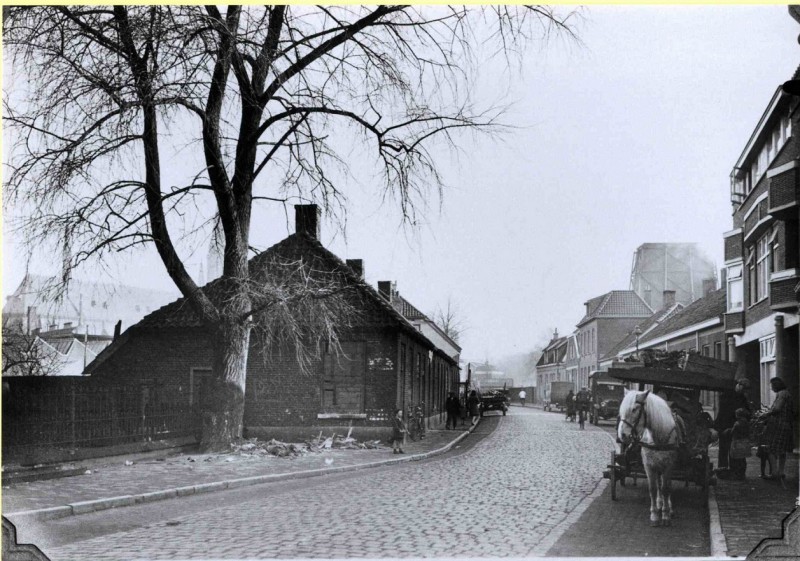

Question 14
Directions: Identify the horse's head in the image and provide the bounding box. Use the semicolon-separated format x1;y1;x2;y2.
617;390;649;444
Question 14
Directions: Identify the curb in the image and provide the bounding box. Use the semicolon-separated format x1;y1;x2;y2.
5;422;479;524
708;486;729;558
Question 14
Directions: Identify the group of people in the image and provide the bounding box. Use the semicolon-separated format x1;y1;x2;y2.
715;376;795;482
565;387;591;429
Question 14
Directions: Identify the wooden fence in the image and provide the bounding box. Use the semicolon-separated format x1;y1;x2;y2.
2;376;200;466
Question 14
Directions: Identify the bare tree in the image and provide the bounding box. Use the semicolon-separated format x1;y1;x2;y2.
3;6;579;450
1;319;66;377
432;296;467;344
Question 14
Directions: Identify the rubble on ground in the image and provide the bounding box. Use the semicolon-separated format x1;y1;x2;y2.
229;429;384;459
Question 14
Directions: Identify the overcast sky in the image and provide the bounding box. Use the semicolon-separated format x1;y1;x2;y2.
3;5;798;366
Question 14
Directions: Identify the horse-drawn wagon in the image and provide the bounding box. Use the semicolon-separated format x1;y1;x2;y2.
602;355;737;526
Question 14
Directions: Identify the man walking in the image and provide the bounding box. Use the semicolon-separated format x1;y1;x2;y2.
518;389;527;407
445;392;461;430
576;386;590;429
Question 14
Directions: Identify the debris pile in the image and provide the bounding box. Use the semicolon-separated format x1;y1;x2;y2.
229;429;385;459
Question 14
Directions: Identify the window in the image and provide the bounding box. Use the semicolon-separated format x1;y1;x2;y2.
714;341;723;360
759;336;776;407
726;263;743;311
702;345;710;357
749;232;772;305
322;342;366;413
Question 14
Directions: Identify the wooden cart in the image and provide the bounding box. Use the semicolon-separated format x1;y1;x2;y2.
602;356;737;502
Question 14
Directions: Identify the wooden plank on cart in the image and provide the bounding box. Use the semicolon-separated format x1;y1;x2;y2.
607;366;735;392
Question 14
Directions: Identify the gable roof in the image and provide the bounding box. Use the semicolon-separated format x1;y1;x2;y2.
536;336;567;366
87;233;454;373
601;303;684;361
577;290;653;327
638;288;726;345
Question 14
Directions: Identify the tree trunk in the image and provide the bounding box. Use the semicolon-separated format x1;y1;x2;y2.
199;314;251;452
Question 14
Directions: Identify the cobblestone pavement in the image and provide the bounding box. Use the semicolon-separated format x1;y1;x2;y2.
42;408;614;560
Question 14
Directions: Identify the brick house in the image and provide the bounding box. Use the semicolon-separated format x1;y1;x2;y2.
535;331;567;403
724;68;799;420
86;205;459;440
573;290;653;389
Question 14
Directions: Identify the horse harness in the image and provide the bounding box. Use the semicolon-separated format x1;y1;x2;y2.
619;394;680;452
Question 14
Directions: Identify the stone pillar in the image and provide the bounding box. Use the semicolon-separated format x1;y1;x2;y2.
775;315;786;386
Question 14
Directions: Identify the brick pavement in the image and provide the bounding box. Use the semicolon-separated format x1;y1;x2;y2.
707;445;798;557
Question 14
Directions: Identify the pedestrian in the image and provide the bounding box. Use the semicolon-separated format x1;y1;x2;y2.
391;408;407;454
518;389;527;407
576;386;590;429
715;378;752;473
762;377;794;482
565;390;575;422
445;391;460;430
726;408;752;481
467;390;481;425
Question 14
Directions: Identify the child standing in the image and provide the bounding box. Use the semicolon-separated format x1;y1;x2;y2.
391;409;407;454
727;408;752;481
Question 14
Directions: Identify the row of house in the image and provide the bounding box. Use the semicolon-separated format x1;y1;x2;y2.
536;67;800;431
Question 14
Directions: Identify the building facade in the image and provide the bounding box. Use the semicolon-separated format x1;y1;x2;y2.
574;290;653;389
86;205;459;439
724;73;799;422
535;331;567;403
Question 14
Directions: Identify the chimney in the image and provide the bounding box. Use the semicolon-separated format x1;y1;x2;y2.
294;204;320;239
377;281;393;302
553;328;559;340
114;320;122;340
346;259;364;280
663;290;676;308
702;278;716;297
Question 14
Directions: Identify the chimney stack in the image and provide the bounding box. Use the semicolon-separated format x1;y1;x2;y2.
294;204;320;239
346;259;364;280
663;290;676;308
702;278;716;297
377;281;393;302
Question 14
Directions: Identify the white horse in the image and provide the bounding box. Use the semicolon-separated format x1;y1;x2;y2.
618;390;680;526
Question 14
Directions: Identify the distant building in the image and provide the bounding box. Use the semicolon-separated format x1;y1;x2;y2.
468;361;510;390
4;275;177;337
574;290;653;389
629;243;717;310
535;331;568;403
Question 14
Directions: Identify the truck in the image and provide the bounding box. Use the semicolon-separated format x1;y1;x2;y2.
588;370;625;425
544;381;574;412
479;388;509;416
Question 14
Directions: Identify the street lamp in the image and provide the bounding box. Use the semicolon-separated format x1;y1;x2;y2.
634;325;642;358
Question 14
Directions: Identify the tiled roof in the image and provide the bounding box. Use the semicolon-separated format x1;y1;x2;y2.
577;290;653;326
639;288;726;344
87;233;453;373
601;304;683;361
391;294;428;321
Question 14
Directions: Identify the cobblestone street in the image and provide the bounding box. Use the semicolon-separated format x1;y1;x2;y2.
42;408;614;560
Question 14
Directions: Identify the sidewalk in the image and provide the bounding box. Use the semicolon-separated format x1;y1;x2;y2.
3;419;477;522
708;445;798;557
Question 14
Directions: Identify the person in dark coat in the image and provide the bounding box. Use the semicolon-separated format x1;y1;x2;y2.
715;378;752;470
467;390;480;425
565;390;575;422
391;409;407;454
445;392;460;430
